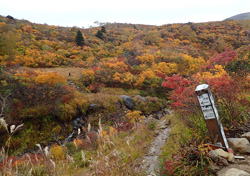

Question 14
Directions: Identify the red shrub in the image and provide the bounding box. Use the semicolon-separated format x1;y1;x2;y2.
207;75;238;101
209;49;237;67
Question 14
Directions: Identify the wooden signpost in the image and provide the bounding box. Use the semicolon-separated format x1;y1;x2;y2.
195;84;229;149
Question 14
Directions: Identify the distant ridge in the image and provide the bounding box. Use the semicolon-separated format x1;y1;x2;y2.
225;12;250;21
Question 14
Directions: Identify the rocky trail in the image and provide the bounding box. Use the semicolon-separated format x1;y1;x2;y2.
141;118;171;176
217;157;250;176
209;132;250;176
74;108;172;176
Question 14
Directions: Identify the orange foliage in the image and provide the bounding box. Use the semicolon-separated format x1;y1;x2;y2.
34;72;66;85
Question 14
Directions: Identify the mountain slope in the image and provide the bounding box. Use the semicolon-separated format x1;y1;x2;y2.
225;12;250;20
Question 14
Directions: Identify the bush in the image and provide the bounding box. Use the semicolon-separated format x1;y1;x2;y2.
50;145;66;160
126;110;144;124
134;96;166;114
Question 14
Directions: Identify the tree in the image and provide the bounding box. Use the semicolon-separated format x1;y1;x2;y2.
75;30;84;46
101;26;106;33
95;26;106;40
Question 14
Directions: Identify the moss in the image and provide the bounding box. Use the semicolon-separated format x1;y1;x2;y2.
134;96;166;114
100;87;141;95
83;93;120;113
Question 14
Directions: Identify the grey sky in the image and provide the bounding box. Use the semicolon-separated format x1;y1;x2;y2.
1;0;249;27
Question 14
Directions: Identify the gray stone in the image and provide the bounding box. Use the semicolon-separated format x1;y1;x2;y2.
154;112;163;119
163;108;171;115
208;150;229;166
120;95;135;110
242;132;250;141
227;138;250;154
212;149;234;162
134;95;147;102
217;168;250;176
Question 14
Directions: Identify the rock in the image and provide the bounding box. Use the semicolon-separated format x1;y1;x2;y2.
208;150;229;166
217;168;250;176
212;149;234;162
73;117;85;127
64;132;76;143
227;138;250;154
154;111;163;119
242;132;250;141
120;95;135;110
134;95;146;102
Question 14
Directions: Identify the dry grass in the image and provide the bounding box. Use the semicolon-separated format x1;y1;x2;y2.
0;117;155;176
73;122;155;176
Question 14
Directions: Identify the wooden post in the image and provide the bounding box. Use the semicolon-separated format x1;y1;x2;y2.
195;84;229;149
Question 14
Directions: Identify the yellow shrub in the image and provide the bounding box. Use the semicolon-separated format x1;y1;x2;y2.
35;72;66;85
113;72;135;85
50;145;66;160
126;110;145;124
135;69;156;86
193;64;227;81
178;54;206;75
152;62;178;75
82;69;95;82
137;54;155;64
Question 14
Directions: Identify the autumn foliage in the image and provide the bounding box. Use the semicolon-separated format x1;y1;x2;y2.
0;16;250;169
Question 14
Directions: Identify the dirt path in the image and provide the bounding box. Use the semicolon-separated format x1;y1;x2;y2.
141;117;171;176
17;67;84;80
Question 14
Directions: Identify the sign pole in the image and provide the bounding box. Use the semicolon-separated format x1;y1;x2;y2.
195;84;229;149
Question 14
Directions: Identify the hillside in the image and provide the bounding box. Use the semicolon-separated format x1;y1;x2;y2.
225;12;250;20
1;15;250;69
0;15;250;175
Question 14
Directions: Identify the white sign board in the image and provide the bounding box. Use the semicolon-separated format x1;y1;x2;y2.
197;93;216;120
197;94;211;106
201;106;216;120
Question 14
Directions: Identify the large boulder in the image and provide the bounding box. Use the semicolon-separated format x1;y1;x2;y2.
227;138;250;154
217;168;250;176
120;95;135;110
242;132;250;141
